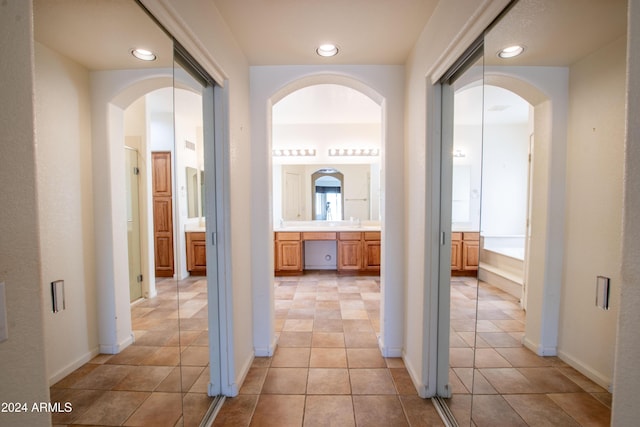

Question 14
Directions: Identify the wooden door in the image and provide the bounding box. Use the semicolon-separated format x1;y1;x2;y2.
152;152;174;277
283;170;303;220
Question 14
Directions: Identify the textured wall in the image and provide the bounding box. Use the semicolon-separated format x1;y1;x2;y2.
613;0;640;423
0;1;50;425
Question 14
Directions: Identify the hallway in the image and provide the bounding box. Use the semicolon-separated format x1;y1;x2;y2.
213;272;443;426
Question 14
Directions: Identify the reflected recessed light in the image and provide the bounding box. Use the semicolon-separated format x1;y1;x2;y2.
497;45;524;59
131;48;156;61
316;43;339;57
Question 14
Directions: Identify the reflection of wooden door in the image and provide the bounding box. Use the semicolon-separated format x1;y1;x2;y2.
152;152;174;277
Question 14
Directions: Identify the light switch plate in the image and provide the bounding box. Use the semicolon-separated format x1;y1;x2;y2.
0;282;8;342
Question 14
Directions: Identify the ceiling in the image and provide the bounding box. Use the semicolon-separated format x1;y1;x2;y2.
32;0;627;125
211;0;438;65
33;0;627;70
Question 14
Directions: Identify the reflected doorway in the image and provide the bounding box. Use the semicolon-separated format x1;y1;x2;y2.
125;146;143;302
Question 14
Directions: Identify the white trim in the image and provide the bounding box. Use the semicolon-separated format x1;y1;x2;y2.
99;332;134;355
428;0;511;83
557;349;612;390
48;347;100;386
522;336;556;357
254;335;278;357
138;0;227;86
403;351;431;398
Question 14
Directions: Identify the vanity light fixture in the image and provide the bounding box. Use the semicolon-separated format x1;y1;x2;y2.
272;148;316;157
328;148;380;157
131;48;157;61
497;45;524;59
316;43;339;57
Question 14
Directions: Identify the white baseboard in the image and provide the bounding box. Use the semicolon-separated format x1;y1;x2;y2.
48;347;101;386
227;353;254;398
254;335;277;357
379;343;403;358
522;336;557;356
557;349;612;390
402;351;430;398
99;333;134;355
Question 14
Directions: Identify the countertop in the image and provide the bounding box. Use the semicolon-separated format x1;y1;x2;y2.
274;221;381;233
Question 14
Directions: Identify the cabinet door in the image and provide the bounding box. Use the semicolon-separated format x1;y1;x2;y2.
276;240;303;272
338;240;362;271
462;240;479;271
363;240;381;272
451;240;463;270
186;232;207;275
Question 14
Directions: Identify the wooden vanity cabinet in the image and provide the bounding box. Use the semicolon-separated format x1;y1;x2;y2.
451;232;463;270
462;232;479;271
451;231;479;275
363;232;381;272
337;232;362;271
275;230;381;275
186;232;207;275
275;232;303;274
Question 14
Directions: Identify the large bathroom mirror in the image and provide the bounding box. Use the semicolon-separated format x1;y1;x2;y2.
275;162;380;222
312;169;344;220
271;83;382;226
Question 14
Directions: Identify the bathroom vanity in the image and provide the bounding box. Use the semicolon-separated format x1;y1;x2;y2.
451;231;479;276
274;222;381;276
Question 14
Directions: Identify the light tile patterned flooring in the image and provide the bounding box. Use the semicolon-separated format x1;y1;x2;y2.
448;277;612;426
213;272;444;427
49;277;214;427
50;273;613;426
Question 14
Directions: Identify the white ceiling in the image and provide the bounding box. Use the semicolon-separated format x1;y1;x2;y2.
32;0;628;124
33;0;627;70
211;0;438;65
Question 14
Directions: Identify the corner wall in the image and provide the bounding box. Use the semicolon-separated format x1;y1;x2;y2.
0;1;50;425
35;42;99;384
560;36;626;388
613;0;640;423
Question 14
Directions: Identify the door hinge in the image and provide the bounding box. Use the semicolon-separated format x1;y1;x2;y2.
133;166;140;175
137;274;143;283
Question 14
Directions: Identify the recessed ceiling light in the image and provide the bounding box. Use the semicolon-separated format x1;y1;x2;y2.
497;45;524;59
131;48;156;61
316;44;339;57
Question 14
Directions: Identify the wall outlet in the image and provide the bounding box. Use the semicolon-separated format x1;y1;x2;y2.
0;282;8;342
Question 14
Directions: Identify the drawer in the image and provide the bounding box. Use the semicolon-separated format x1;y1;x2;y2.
451;232;462;241
302;232;337;240
364;231;380;241
463;232;480;241
275;232;301;241
338;232;362;241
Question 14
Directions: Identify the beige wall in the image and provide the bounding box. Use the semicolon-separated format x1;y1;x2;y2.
35;42;99;384
0;1;50;425
559;36;626;387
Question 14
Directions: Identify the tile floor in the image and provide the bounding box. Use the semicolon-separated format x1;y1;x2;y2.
49;277;214;427
49;273;613;426
448;277;612;426
213;272;444;427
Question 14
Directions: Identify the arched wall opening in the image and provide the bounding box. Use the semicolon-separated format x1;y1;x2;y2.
250;69;406;360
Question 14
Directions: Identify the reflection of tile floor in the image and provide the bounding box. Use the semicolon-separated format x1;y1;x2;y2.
213;272;444;427
49;277;214;426
448;277;612;426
